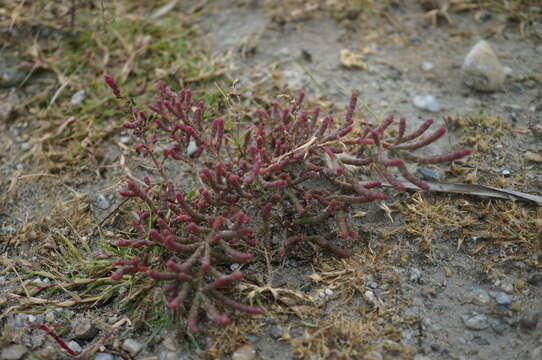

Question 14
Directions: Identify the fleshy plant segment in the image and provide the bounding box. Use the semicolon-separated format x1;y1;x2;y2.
105;75;472;332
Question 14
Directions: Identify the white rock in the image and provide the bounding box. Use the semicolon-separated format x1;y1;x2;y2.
67;340;82;354
187;139;198;156
94;353;115;360
462;313;489;330
94;194;111;209
232;344;256;360
421;62;434;71
70;89;87;106
122;338;143;356
461;40;506;92
413;95;441;112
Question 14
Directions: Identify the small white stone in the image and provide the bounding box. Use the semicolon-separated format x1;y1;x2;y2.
231;344;256;360
463;313;488;330
162;336;178;352
413;95;441;112
70;89;87;106
461;40;506;92
94;194;111;210
364;290;377;306
122;338;143;356
68;341;82;354
324;288;334;296
501;282;514;294
421;62;434;71
187;139;198;156
94;353;114;360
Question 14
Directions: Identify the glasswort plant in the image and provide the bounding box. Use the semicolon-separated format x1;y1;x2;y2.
105;75;471;332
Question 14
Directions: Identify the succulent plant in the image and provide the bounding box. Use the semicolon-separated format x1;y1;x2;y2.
104;75;471;332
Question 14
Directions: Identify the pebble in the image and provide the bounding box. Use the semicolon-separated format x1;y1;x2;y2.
94;194;111;210
409;268;422;283
413;95;441;112
364;290;378;306
161;337;178;352
417;168;442;182
268;324;283;339
410;36;422;46
122;339;143;356
0;88;20;121
500;282;514;294
524;151;542;163
159;351;179;360
364;351;383;360
19;142;30;151
489;318;508;334
462;313;489;330
231;344;256;360
94;353;115;360
527;273;542;286
461;40;506;92
475;10;492;22
187;139;198;156
367;279;379;289
467;287;490;305
74;318;99;340
70;89;87;107
318;288;334;298
0;51;28;88
421;62;434;71
68;341;82;354
0;344;27;360
287;259;298;267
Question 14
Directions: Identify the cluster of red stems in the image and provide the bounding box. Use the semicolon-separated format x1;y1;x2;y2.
104;74;471;332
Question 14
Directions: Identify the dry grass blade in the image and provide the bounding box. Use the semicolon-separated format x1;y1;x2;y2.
382;180;542;205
